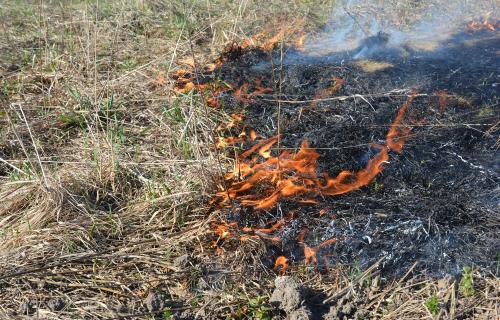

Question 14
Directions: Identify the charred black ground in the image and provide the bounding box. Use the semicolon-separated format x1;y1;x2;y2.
206;29;499;278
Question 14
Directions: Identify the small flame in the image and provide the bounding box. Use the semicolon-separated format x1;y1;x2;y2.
250;130;257;141
467;18;498;32
300;232;337;266
213;221;238;239
239;19;305;51
386;92;416;153
215;136;245;148
274;256;289;275
295;32;306;52
233;81;273;104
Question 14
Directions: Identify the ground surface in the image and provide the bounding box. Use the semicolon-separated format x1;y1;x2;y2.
209;30;499;278
0;1;498;319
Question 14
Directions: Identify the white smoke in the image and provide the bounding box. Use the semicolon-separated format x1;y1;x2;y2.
301;0;499;59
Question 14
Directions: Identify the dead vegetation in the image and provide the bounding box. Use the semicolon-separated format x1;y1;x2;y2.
0;1;498;319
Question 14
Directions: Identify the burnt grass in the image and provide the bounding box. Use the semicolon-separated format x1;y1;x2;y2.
206;30;499;278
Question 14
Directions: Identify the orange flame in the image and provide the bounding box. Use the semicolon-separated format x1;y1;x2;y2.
386;92;415;153
300;234;337;266
274;256;289;275
233;81;273;104
239;19;306;51
213;221;238;239
467;18;498;32
213;93;416;210
215;136;245;148
295;32;306;52
250;130;257;141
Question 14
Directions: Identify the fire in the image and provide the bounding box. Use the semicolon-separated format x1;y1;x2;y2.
298;230;337;266
467;18;499;32
250;130;257;141
303;238;337;265
321;144;389;196
172;69;232;107
239;18;305;51
213;221;238;239
211;216;288;251
233;80;273;104
274;256;289;275
295;32;306;52
215;136;244;148
386;92;415;153
212;93;416;210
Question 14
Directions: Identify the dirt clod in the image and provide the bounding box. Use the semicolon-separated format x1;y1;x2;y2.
19;299;35;315
270;276;304;313
287;306;312;320
144;292;165;312
47;298;65;311
174;254;191;269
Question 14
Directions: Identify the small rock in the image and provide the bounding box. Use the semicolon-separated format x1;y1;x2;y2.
354;308;368;319
115;302;128;314
7;64;20;72
47;298;65;311
287;306;311;320
270;276;303;313
144;291;165;312
174;254;190;269
197;277;209;290
20;300;35;315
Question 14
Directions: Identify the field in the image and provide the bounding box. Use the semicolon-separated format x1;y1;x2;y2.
0;1;498;319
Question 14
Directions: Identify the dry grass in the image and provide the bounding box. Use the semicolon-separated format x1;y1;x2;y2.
0;1;498;319
354;60;394;73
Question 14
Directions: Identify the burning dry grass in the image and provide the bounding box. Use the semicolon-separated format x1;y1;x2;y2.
212;93;415;211
0;0;331;318
0;0;498;319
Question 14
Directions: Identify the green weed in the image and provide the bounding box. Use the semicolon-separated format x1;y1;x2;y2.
234;296;271;320
424;293;439;316
459;266;475;297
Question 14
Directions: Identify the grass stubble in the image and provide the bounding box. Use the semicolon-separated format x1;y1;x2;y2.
0;1;498;319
